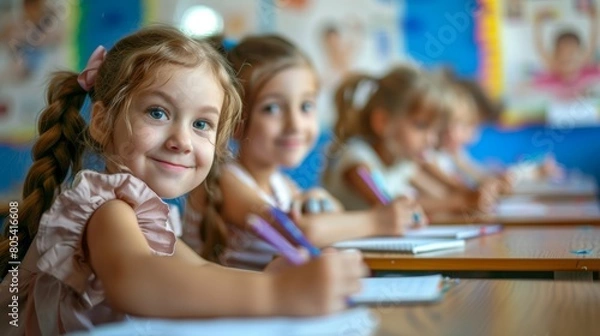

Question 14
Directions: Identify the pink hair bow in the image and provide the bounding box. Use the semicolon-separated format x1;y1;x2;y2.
77;45;107;91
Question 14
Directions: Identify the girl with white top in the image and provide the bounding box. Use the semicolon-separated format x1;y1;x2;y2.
185;35;423;269
324;66;494;215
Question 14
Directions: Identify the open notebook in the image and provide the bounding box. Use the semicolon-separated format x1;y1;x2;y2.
353;274;444;304
512;177;597;196
404;225;502;240
495;199;600;218
333;237;465;253
68;276;445;336
68;307;378;336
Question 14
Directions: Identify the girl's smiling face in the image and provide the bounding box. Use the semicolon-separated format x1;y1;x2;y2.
241;66;319;168
104;64;224;199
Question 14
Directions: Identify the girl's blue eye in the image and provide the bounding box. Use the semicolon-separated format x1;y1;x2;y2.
263;103;281;115
301;101;315;113
148;107;167;120
193;119;209;130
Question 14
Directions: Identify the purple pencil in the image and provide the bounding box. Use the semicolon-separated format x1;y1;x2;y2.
356;166;391;204
246;214;306;266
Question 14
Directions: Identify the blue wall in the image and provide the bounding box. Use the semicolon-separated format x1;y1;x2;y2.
402;0;480;78
469;124;600;181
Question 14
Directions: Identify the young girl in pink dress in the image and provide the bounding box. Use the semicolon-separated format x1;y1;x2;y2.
0;26;365;335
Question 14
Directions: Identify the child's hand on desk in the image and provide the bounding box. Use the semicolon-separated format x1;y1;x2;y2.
290;188;344;218
496;173;514;195
271;248;368;316
375;197;428;235
470;180;500;214
539;155;565;180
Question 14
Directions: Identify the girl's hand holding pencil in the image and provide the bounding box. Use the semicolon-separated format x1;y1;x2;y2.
356;166;428;233
374;198;428;236
246;212;367;315
270;248;366;315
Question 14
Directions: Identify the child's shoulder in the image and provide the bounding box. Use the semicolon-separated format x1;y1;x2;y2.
336;137;375;157
38;169;175;258
67;170;164;205
340;137;382;165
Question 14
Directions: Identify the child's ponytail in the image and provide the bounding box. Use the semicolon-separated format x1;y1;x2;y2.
0;72;88;277
332;73;378;149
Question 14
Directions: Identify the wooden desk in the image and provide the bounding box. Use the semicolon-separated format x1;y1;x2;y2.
374;279;600;336
430;199;600;226
364;227;600;277
511;176;597;198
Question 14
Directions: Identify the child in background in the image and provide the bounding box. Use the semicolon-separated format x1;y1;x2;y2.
324;66;494;216
421;76;495;189
422;74;563;196
0;26;366;335
185;35;423;269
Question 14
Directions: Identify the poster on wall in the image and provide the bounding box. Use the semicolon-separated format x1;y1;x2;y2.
0;0;72;143
501;0;600;127
0;0;73;202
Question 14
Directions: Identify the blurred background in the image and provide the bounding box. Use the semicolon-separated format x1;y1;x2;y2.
1;0;600;200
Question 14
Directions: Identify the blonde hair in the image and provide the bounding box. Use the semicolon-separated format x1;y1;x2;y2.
0;25;242;277
331;65;449;155
194;34;316;262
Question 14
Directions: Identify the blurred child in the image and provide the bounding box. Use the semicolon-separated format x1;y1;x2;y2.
0;26;366;335
422;75;564;197
533;5;599;98
324;66;494;216
185;35;423;269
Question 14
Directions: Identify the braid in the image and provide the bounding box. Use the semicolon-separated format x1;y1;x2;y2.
199;162;230;263
0;71;87;277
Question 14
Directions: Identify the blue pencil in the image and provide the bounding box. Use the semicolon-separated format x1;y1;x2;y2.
270;207;321;257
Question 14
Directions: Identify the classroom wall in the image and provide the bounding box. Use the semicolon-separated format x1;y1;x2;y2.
1;0;600;201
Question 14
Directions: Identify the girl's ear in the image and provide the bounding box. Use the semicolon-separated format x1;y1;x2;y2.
370;107;390;138
89;102;108;145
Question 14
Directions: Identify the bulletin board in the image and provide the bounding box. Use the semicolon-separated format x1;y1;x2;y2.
499;0;600;127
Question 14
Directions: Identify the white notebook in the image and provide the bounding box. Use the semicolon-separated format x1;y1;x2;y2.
512;178;597;196
352;275;444;304
333;237;465;254
67;307;378;336
495;200;600;218
404;225;502;240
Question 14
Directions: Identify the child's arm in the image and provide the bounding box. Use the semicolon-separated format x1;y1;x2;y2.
292;198;422;247
453;151;491;185
86;199;366;318
533;9;555;70
419;161;473;193
409;168;453;199
173;238;206;266
415;179;498;216
219;168;417;247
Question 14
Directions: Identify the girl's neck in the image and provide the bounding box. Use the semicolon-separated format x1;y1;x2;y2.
238;149;279;193
372;138;398;167
441;144;461;155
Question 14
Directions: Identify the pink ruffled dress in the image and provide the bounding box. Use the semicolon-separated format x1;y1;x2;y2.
0;170;177;335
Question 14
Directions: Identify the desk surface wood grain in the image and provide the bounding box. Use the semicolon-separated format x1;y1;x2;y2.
430;199;600;226
364;227;600;271
373;279;600;336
